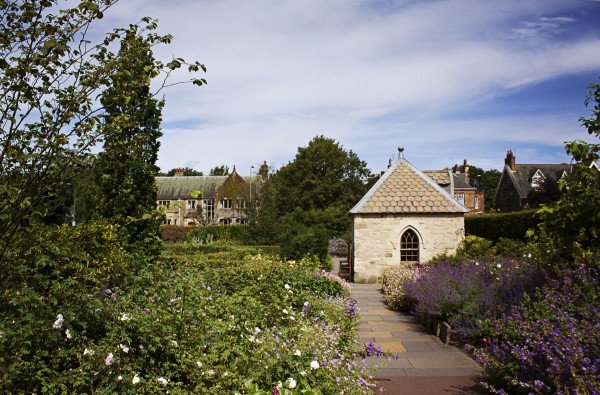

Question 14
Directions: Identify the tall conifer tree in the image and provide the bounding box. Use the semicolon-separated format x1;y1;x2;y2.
96;29;164;262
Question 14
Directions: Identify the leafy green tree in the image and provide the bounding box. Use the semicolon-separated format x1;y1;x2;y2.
95;29;165;262
266;135;373;216
0;0;206;263
209;165;230;176
158;167;204;176
536;77;600;264
256;135;373;259
480;169;501;211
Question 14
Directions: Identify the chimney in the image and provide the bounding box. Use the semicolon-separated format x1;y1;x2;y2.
463;159;470;185
259;160;269;180
453;164;459;174
505;150;515;171
174;167;184;177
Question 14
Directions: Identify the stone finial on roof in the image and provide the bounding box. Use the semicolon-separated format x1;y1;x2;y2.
398;146;405;159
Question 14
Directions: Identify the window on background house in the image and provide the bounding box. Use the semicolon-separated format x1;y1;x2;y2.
158;200;170;209
400;229;419;263
235;199;246;209
203;199;215;221
454;192;465;205
531;170;544;187
219;198;232;209
187;200;196;210
220;218;232;226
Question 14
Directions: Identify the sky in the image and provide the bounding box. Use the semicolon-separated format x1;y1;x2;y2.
97;0;600;174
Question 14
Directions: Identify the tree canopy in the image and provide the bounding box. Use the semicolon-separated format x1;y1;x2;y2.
255;135;374;260
266;135;374;216
158;167;204;176
0;0;206;262
535;76;600;264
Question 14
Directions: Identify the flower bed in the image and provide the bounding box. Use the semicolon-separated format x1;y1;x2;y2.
381;255;600;394
0;238;377;394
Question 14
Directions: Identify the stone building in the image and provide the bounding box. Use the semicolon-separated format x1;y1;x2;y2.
156;162;268;226
350;149;468;283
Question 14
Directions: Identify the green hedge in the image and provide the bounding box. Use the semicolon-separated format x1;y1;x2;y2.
187;225;251;244
465;210;539;242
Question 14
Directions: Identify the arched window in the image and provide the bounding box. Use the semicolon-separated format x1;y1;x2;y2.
400;229;419;263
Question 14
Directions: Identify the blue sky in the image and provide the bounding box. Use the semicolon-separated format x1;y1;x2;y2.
98;0;600;173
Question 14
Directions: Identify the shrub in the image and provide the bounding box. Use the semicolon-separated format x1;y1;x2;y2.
465;210;539;242
0;248;377;394
187;225;250;245
456;235;496;260
472;265;600;394
402;258;542;342
160;224;192;243
381;265;417;311
494;237;528;259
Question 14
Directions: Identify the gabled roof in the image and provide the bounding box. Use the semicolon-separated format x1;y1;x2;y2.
156;172;260;200
452;173;475;190
350;156;468;215
506;163;572;199
156;176;228;200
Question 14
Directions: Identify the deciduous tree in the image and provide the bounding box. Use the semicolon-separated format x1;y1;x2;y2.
0;0;206;263
536;77;600;264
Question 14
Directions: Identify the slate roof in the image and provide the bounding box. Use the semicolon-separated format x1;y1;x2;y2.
350;157;468;215
505;164;572;199
156;174;260;200
156;176;228;200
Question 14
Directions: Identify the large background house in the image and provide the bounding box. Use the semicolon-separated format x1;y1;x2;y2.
493;151;574;212
350;149;468;283
156;162;268;226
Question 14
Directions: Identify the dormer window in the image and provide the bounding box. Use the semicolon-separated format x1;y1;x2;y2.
531;170;545;187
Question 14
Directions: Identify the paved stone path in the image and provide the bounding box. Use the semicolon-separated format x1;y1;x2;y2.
352;284;484;394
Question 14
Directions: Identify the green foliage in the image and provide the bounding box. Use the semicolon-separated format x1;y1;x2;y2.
95;28;166;262
160;225;193;243
255;136;372;260
188;225;251;245
0;0;206;263
494;237;528;259
1;241;375;394
466;210;539;242
265;135;373;216
456;235;496;260
158;167;204;176
209;165;230;176
534;76;600;265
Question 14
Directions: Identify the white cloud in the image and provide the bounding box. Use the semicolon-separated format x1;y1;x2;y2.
90;0;600;173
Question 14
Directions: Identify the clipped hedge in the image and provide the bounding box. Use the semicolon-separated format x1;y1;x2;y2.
465;210;539;242
160;225;193;243
188;225;251;245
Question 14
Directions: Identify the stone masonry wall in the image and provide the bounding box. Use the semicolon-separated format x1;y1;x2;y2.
352;214;465;283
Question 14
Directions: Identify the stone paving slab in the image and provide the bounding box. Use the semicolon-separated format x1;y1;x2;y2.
350;283;483;393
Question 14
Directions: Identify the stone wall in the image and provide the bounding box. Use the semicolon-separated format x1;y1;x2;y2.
352;214;465;283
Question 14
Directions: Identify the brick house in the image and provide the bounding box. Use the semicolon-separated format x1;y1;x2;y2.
424;159;484;215
350;149;468;283
493;151;578;212
156;162;268;226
